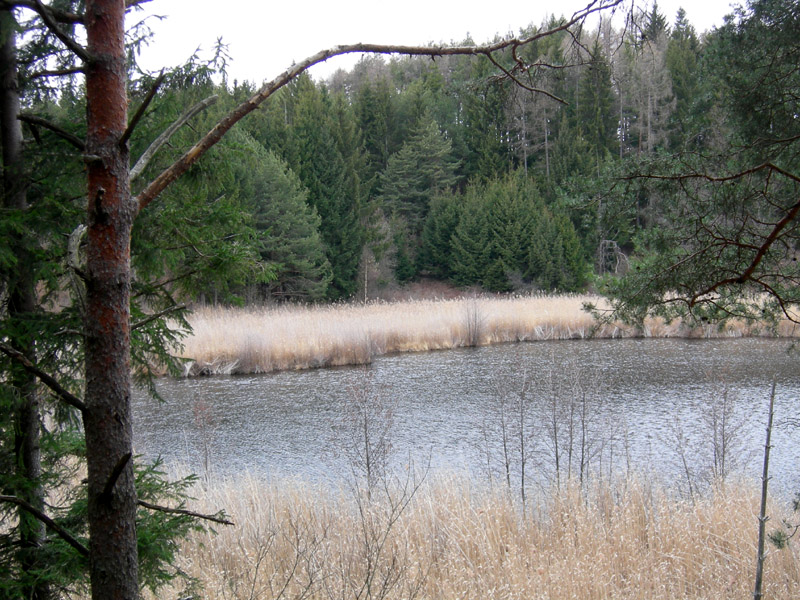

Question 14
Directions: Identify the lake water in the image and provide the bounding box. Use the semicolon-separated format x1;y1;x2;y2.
133;337;800;496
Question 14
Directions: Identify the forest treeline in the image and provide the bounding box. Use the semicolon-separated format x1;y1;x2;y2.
123;3;713;302
9;3;746;305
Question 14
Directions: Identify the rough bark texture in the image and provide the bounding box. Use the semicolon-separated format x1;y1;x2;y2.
0;10;51;600
83;1;139;598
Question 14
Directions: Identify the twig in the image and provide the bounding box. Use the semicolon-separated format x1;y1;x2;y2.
131;304;187;331
137;499;234;526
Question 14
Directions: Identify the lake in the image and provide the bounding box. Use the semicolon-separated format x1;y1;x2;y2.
133;337;800;497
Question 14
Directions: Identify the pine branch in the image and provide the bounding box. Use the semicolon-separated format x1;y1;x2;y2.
137;499;234;526
0;343;86;412
29;66;84;79
125;0;154;9
0;495;89;556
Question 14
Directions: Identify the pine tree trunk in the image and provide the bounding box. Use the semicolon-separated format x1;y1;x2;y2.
83;1;139;597
0;11;52;600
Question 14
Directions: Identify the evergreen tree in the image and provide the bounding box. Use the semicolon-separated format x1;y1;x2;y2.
291;75;364;299
249;149;332;301
665;8;702;149
378;111;459;239
449;192;493;287
576;39;618;171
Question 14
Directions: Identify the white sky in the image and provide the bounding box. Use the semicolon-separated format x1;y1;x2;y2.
133;0;739;85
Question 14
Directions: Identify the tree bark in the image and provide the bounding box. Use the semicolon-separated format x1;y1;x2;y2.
83;1;139;598
0;9;52;600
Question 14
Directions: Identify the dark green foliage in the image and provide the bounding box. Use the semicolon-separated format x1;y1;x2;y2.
250;149;332;301
441;174;588;292
418;192;461;279
576;40;617;169
378;112;459;238
290;75;365;299
450;193;493;288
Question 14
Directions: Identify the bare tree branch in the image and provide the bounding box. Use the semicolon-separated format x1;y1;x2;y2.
137;499;234;526
486;53;567;104
19;113;85;150
0;495;89;556
130;94;218;182
120;71;165;148
0;343;86;412
135;0;623;211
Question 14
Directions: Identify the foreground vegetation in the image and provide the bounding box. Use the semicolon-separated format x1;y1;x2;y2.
150;474;800;600
177;294;800;376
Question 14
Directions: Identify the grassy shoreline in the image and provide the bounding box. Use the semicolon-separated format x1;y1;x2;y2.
151;473;800;600
176;294;799;376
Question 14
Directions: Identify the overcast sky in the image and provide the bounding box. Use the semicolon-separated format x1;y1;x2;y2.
134;0;739;84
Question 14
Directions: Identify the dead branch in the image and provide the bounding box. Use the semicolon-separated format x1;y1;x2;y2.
137;499;234;526
120;70;165;148
19;113;85;150
29;66;84;79
135;0;623;211
0;343;86;412
0;495;89;556
130;94;219;182
486;53;567;104
100;452;132;502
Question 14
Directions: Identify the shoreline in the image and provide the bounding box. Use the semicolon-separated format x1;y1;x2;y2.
172;294;800;377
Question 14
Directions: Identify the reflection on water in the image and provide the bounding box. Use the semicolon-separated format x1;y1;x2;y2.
133;337;800;495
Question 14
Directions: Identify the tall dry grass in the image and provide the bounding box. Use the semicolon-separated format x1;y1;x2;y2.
154;474;800;600
177;294;797;376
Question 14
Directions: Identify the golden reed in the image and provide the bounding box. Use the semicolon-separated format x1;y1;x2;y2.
149;474;800;600
177;294;799;376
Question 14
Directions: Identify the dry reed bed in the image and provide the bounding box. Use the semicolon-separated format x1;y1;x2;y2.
178;295;797;376
161;475;800;600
